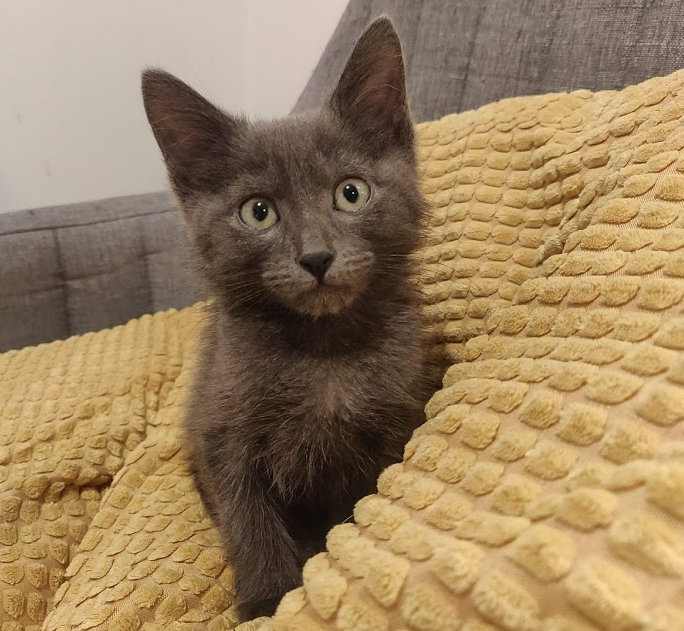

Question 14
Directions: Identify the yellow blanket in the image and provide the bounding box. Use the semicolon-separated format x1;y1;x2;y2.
4;68;684;631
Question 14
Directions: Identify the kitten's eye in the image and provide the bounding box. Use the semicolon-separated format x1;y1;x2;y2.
334;178;371;212
239;198;279;230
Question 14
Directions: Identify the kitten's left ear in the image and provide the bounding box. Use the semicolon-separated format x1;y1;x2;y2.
329;17;412;151
142;68;239;200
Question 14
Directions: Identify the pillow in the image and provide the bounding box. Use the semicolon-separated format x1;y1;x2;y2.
262;70;684;630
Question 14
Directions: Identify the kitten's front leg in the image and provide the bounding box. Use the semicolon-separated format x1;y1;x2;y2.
208;462;302;621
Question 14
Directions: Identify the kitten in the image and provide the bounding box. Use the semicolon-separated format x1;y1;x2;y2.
142;17;429;621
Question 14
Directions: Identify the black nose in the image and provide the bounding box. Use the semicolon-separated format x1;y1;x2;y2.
299;251;334;281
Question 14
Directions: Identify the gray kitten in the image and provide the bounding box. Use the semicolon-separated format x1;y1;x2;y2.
142;17;429;621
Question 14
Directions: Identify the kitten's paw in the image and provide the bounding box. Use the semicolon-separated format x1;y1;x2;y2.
235;616;271;631
238;597;281;621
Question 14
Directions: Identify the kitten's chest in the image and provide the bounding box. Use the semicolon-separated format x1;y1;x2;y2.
273;358;371;422
258;359;390;498
211;329;424;500
245;341;419;435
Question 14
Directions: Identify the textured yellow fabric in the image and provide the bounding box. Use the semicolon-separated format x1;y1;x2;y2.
0;307;227;631
3;68;684;631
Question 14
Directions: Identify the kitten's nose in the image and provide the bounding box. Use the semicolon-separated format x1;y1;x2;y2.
299;251;334;281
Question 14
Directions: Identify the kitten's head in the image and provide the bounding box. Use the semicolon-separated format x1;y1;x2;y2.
142;17;424;319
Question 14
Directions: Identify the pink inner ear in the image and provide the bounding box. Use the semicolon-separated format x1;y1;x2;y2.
145;97;221;166
148;101;220;184
330;19;412;147
351;65;401;111
142;69;238;195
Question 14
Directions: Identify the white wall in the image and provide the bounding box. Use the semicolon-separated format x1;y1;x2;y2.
0;0;348;214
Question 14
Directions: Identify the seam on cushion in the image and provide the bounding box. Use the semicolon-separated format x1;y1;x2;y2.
403;0;424;85
457;2;485;112
0;283;65;300
63;253;162;284
0;207;176;238
141;219;154;315
360;0;372;25
538;4;562;90
52;227;72;339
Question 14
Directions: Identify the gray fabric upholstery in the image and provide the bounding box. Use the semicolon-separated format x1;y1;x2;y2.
5;0;684;351
294;0;684;122
0;193;200;352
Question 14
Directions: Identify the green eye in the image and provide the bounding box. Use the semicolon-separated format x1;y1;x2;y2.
334;178;371;212
239;198;279;230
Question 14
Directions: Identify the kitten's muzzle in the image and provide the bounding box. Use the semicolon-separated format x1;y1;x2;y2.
299;250;334;281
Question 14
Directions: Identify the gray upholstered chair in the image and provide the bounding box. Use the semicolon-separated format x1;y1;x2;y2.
3;0;684;352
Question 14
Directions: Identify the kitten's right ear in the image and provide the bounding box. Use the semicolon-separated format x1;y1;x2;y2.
329;17;412;153
141;69;237;199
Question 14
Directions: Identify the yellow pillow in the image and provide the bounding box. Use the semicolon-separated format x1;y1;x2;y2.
263;70;684;630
